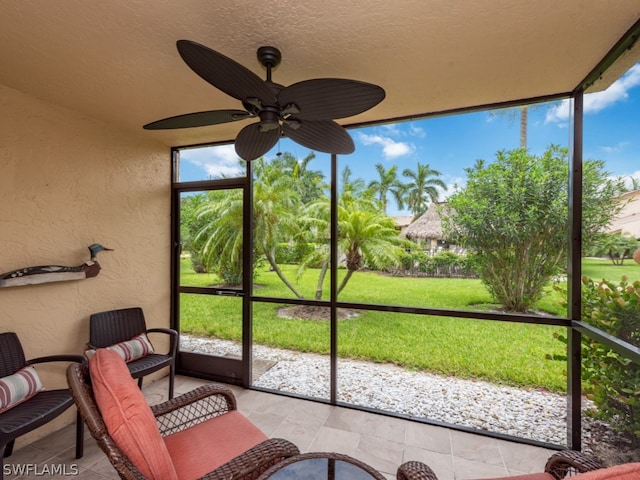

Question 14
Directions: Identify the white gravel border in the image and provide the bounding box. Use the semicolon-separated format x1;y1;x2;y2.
181;335;605;447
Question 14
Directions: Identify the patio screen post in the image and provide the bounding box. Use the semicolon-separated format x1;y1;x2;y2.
330;153;338;404
242;159;254;388
567;91;583;450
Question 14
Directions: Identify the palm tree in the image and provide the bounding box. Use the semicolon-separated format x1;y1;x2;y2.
301;189;402;298
195;160;401;301
194;158;304;293
194;190;244;285
336;203;402;294
490;103;550;149
367;163;405;214
271;151;326;203
402;163;447;218
340;165;368;197
251;158;305;296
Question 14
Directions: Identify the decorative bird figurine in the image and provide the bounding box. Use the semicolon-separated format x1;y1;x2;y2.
0;244;113;288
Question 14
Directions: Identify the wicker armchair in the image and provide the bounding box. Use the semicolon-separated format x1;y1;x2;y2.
89;307;178;398
0;332;84;480
66;361;300;480
397;450;608;480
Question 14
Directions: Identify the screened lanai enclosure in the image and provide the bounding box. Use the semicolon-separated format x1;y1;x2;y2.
171;51;640;454
2;0;640;463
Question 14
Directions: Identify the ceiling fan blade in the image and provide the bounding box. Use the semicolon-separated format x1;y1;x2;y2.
235;123;280;161
177;40;276;105
282;120;355;155
143;110;252;130
278;79;385;120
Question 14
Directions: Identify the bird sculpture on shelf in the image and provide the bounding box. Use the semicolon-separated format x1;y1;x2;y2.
0;244;113;288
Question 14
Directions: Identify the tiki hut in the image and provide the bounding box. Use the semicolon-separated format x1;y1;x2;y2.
403;202;452;253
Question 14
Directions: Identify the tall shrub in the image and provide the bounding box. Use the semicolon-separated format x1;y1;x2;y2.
444;146;623;312
580;276;640;444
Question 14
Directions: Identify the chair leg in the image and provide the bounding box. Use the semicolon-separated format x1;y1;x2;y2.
75;410;84;459
3;440;14;458
137;377;143;389
168;364;175;399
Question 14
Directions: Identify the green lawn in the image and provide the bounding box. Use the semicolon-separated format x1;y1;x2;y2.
582;257;640;281
179;257;640;393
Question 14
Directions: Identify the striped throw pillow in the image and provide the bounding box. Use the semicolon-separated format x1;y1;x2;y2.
85;333;155;363
0;366;44;413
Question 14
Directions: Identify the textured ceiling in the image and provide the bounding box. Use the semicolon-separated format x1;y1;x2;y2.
1;0;639;148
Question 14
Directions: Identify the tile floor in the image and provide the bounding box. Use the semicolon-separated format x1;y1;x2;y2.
4;375;557;479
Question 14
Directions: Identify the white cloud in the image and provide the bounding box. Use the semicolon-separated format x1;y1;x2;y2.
599;141;630;154
623;170;640;190
545;63;640;124
381;124;403;136
380;122;425;138
179;145;243;178
408;124;426;138
356;132;413;159
441;176;467;199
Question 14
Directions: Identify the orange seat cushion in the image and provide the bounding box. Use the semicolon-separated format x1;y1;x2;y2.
479;462;640;480
574;463;640;479
479;474;553;480
90;348;179;480
164;410;268;480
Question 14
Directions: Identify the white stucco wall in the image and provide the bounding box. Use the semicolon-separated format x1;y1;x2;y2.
0;83;171;447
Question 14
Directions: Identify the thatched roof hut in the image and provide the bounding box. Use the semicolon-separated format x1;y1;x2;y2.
403;203;451;249
392;215;414;235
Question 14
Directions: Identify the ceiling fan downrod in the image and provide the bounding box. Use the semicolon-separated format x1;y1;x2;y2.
257;46;282;82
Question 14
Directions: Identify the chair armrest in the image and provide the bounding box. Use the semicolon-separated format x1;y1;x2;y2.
199;438;300;480
397;461;439;480
146;327;178;357
545;450;606;479
152;384;237;436
28;354;87;366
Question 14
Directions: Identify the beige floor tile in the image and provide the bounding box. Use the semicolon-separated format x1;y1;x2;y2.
25;423;77;457
498;440;554;474
355;435;405;476
402;445;455;480
55;438;106;471
453;456;509;479
173;375;212;393
246;410;286;436
362;414;407;444
324;406;371;433
286;399;333;427
405;421;452;454
308;426;361;456
2;446;56;474
2;449;50;480
271;417;321;452
451;430;504;466
85;456;122;478
235;389;298;415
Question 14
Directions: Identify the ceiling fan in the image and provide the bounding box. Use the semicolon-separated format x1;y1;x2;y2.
144;40;386;161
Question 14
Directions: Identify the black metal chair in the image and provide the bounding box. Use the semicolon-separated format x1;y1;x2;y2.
0;332;84;479
88;307;178;399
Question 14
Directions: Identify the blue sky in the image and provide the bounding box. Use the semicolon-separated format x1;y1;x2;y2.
179;62;640;216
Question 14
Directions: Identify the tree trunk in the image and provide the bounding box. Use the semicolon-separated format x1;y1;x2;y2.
315;260;329;300
337;269;354;295
520;106;528;149
264;249;305;299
